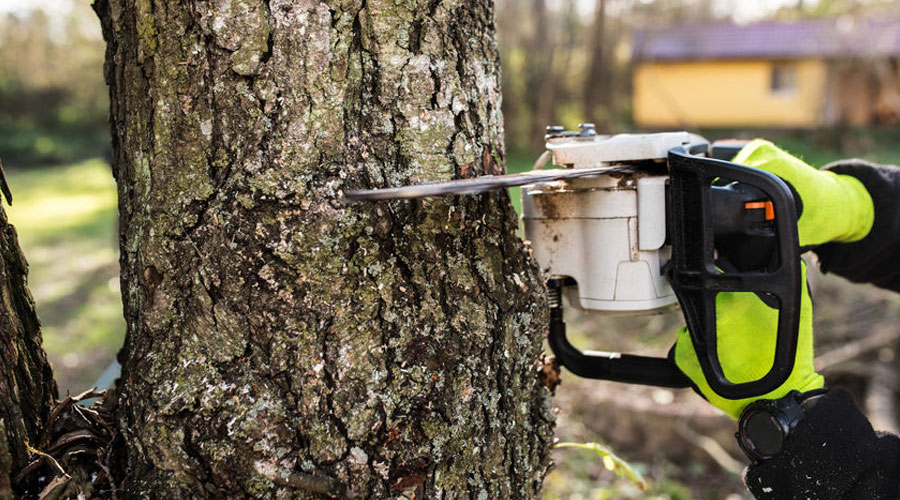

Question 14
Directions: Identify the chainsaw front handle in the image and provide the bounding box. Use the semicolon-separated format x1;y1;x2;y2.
667;144;802;400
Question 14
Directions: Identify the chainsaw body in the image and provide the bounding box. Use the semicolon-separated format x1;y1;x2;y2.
344;129;802;400
523;133;681;315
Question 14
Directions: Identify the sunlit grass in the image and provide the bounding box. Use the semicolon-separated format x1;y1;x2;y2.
6;159;118;244
5;158;123;394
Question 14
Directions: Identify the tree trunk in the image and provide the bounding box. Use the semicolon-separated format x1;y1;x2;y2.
94;0;554;498
0;193;57;485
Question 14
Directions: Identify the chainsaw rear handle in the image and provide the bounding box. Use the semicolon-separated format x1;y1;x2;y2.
547;143;802;400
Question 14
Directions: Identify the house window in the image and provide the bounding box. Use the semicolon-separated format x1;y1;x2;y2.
770;63;797;94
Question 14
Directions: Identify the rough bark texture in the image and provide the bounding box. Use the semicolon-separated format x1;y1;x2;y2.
0;201;57;483
0;420;11;500
94;1;554;498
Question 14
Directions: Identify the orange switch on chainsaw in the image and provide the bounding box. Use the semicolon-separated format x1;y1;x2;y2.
745;201;775;220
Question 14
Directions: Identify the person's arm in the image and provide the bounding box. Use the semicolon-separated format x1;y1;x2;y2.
815;159;900;292
746;389;900;499
748;158;900;499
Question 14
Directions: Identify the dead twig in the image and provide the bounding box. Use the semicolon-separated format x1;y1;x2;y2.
71;387;105;403
36;475;70;500
97;462;117;500
23;441;68;479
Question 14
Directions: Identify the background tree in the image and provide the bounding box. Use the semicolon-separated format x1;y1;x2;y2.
582;0;608;128
92;0;554;498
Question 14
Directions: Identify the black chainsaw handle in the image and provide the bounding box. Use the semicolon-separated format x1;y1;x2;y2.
546;279;692;389
667;145;801;400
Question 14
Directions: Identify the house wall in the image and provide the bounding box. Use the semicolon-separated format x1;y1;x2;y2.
633;58;828;128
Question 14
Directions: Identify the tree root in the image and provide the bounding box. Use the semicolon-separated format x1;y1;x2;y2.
13;389;119;499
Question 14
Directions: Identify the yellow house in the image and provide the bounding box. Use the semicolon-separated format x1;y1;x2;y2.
632;19;900;128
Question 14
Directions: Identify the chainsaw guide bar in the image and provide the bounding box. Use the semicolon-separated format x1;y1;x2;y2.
342;165;633;202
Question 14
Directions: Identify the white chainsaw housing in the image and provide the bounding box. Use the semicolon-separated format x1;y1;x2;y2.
523;132;694;314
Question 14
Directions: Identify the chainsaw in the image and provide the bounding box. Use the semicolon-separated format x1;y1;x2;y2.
345;126;801;400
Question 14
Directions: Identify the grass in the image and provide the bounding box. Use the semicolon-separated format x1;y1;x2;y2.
4;158;123;395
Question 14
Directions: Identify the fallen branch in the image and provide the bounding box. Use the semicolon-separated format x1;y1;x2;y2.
815;326;900;372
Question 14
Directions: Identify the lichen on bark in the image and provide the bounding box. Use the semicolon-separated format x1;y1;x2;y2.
95;0;554;497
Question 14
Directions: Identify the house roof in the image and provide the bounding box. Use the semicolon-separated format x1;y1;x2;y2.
633;18;900;61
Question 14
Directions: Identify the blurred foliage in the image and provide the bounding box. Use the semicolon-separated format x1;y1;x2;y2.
0;3;108;165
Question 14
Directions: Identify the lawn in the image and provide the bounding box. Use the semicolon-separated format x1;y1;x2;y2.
5;158;123;395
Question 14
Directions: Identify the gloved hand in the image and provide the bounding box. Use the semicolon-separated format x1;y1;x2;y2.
673;140;874;419
731;139;874;246
674;261;822;419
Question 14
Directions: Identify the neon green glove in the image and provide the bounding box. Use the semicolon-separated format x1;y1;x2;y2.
731;139;874;246
674;140;874;419
674;261;823;419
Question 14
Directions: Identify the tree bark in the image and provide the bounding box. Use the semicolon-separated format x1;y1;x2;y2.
0;195;57;484
94;0;554;498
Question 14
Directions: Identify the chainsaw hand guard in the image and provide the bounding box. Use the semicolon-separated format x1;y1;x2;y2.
667;145;802;400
